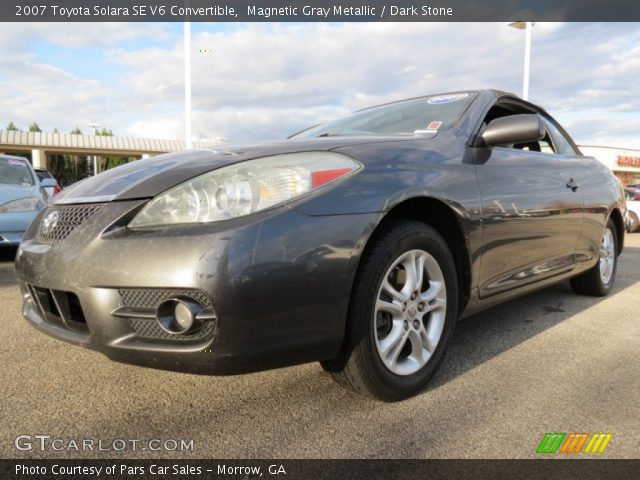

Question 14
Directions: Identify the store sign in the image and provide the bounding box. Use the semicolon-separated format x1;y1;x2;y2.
617;155;640;167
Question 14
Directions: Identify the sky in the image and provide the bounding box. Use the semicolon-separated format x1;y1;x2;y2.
0;22;638;148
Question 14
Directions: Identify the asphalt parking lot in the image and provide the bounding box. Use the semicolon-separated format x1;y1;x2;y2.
1;236;638;459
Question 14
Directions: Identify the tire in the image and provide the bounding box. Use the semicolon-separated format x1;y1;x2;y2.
628;212;639;233
321;219;458;401
570;218;618;297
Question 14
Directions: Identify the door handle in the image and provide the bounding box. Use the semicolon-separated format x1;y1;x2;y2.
566;178;580;192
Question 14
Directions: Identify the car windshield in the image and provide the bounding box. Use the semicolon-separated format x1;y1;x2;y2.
0;158;34;186
291;92;476;139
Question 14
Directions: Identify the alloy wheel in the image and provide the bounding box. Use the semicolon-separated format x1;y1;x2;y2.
374;249;447;376
599;227;615;285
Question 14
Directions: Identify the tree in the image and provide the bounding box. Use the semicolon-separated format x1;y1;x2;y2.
53;128;59;134
29;122;42;133
96;128;114;136
69;127;82;135
6;121;19;131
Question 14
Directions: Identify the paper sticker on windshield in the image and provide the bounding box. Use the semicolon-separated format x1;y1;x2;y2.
8;159;26;167
414;121;443;134
427;93;469;105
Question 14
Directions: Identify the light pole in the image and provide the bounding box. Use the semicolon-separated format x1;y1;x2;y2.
88;123;100;175
184;21;193;149
508;22;533;100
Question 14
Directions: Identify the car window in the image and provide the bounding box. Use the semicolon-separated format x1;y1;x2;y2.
512;138;555;154
0;158;35;186
482;103;577;158
543;118;577;156
539;139;555;154
35;170;52;180
292;92;477;138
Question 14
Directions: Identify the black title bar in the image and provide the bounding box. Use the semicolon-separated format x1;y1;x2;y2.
5;0;640;22
2;459;640;480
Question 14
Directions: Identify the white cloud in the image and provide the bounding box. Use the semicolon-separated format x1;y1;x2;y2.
0;22;638;148
0;59;114;132
35;22;174;48
0;22;175;134
127;117;183;139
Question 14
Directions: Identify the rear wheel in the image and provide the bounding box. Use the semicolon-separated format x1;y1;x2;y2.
570;218;618;296
322;220;458;401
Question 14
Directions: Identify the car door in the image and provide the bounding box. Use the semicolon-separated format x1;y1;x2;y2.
543;120;627;267
474;113;584;298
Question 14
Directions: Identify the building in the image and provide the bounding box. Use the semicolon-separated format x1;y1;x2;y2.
0;130;222;187
579;145;640;186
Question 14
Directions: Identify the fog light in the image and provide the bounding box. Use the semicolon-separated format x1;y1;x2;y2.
156;297;204;334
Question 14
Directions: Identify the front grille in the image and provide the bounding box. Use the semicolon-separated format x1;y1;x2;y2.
26;284;88;333
118;288;213;309
130;318;215;341
37;204;104;243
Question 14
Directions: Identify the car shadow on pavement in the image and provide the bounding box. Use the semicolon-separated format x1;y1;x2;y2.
426;245;640;391
0;246;18;287
0;246;17;262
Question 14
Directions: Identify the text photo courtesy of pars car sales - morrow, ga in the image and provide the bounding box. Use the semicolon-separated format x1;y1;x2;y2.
0;1;639;479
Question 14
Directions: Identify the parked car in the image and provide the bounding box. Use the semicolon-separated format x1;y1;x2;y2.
34;168;61;197
15;90;625;401
624;188;640;232
625;188;640;201
0;155;56;246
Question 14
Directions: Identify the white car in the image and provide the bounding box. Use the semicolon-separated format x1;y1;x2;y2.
624;188;640;232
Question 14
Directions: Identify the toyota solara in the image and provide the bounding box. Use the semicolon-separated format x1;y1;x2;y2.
15;90;625;401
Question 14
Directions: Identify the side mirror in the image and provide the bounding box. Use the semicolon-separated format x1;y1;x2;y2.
481;114;545;146
40;178;57;188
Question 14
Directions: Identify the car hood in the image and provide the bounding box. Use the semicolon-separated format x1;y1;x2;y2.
0;184;39;205
53;135;428;205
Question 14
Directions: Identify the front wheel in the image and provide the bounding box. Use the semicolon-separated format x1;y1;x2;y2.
322;220;458;401
570;218;618;296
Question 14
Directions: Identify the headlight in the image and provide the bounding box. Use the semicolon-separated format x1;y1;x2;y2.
0;197;43;213
129;152;361;228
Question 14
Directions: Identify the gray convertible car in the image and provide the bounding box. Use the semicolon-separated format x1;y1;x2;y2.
15;90;625;400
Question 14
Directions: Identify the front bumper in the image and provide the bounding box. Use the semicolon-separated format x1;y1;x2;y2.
15;199;380;374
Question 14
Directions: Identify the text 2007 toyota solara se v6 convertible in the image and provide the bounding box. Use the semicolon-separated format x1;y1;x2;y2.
15;90;625;401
